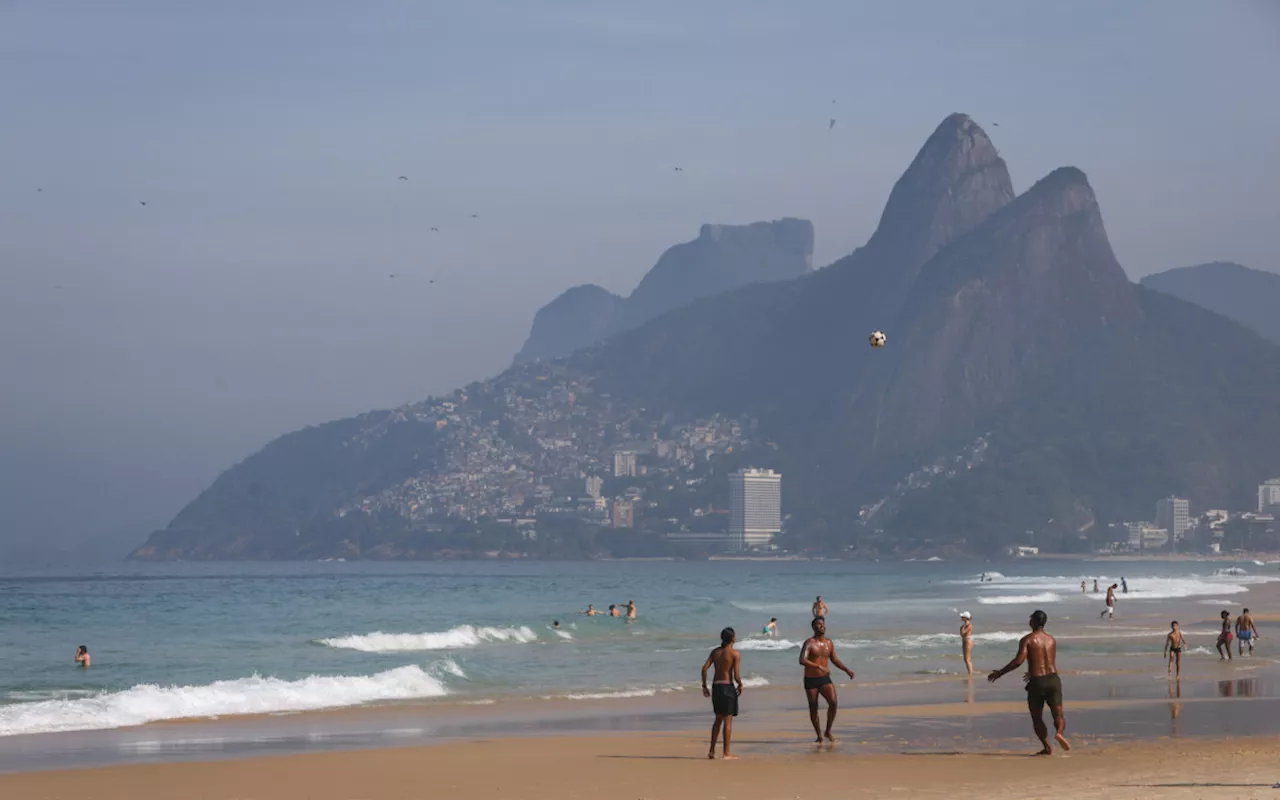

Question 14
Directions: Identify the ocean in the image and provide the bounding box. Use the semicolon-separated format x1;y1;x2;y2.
2;558;1276;740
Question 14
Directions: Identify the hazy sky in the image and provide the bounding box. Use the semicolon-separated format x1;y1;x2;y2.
2;1;1278;559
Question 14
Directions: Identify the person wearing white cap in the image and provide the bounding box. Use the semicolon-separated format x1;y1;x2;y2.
959;611;974;675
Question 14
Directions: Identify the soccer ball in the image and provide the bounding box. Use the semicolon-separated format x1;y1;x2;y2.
869;330;887;348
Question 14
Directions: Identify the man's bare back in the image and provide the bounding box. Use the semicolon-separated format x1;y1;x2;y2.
704;645;741;685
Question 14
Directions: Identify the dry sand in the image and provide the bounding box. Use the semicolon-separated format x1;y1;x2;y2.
4;732;1279;800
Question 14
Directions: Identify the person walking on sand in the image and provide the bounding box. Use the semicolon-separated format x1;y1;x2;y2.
988;609;1071;756
960;611;974;675
1236;608;1259;656
1100;583;1118;621
812;596;828;619
799;616;855;744
1164;621;1187;678
701;627;743;760
1216;610;1234;660
74;645;90;668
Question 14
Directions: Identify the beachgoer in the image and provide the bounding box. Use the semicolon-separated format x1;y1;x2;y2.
1093;579;1099;594
581;604;599;617
812;596;828;619
763;618;778;637
799;616;855;744
960;611;974;676
1080;580;1087;594
1236;608;1259;656
1216;610;1234;660
74;645;90;668
624;600;637;620
609;604;620;617
1164;621;1186;678
552;620;561;629
1121;577;1128;594
988;609;1070;755
1100;584;1118;621
701;627;743;760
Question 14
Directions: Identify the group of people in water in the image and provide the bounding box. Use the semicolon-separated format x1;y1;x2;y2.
701;588;1266;759
576;600;637;619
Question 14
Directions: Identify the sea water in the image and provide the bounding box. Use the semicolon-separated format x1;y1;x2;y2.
1;559;1275;738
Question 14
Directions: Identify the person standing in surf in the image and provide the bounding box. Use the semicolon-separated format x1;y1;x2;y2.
1217;610;1234;660
1164;620;1187;678
763;617;779;637
74;645;90;668
959;611;974;675
701;627;743;760
1236;608;1259;656
988;609;1070;756
799;616;855;744
812;596;828;619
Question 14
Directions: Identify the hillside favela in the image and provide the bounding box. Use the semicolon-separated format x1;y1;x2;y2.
4;5;1280;800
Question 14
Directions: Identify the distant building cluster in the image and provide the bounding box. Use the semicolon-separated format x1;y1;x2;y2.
1112;480;1279;554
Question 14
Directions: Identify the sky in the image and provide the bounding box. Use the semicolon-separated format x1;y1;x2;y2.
1;0;1278;561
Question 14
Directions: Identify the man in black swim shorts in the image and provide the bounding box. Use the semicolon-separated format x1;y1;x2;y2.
989;609;1071;755
799;617;855;744
701;627;743;759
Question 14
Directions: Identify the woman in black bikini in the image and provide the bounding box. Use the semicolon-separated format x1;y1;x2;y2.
1164;621;1186;678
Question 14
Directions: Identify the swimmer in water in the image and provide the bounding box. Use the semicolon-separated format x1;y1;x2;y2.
609;604;620;617
581;604;599;617
552;620;561;629
763;618;778;637
75;645;90;668
624;599;637;620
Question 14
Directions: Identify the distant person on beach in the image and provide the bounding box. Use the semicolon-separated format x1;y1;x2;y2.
960;611;974;675
1100;584;1118;621
1093;579;1099;594
609;604;620;617
812;596;828;619
624;600;637;620
1121;577;1128;594
1216;610;1233;660
581;604;599;616
1236;608;1259;656
552;620;561;629
701;626;743;760
1164;621;1186;678
799;616;855;744
74;645;90;668
763;618;778;637
988;609;1070;756
1080;580;1087;594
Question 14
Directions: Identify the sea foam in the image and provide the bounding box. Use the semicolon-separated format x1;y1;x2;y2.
0;665;450;737
977;592;1063;605
316;625;537;652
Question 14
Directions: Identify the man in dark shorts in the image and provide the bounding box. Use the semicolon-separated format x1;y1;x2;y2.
701;627;743;759
988;609;1071;755
799;616;855;743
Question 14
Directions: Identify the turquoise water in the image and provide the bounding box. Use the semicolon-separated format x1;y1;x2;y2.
1;559;1274;737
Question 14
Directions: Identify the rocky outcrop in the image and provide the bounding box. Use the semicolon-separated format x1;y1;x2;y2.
512;218;814;364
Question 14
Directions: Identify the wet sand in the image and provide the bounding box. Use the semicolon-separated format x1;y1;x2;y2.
4;732;1280;800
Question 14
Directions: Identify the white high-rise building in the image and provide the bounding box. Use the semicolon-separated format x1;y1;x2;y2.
729;468;782;550
585;476;603;499
1155;497;1190;543
613;451;637;478
1259;479;1280;512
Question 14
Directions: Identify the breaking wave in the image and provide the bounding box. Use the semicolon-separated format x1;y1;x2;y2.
316;625;538;652
0;665;451;737
977;592;1063;605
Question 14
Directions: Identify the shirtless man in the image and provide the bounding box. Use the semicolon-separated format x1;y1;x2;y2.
1216;610;1234;660
959;611;974;675
581;604;599;617
74;645;90;668
701;627;743;760
623;600;637;620
812;596;828;619
1100;583;1118;621
1236;608;1259;656
988;609;1070;755
608;604;620;617
1164;621;1186;678
799;616;855;743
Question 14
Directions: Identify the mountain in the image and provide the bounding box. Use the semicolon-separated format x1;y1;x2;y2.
512;218;814;364
1141;262;1280;344
512;285;623;365
132;114;1280;561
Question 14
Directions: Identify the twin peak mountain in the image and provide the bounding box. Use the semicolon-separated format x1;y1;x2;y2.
132;114;1280;560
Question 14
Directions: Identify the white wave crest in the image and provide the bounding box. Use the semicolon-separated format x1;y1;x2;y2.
736;638;802;651
317;625;537;652
0;665;449;738
977;592;1062;605
553;629;574;640
742;676;770;688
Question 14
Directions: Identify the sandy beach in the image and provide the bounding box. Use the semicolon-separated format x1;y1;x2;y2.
4;731;1280;800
